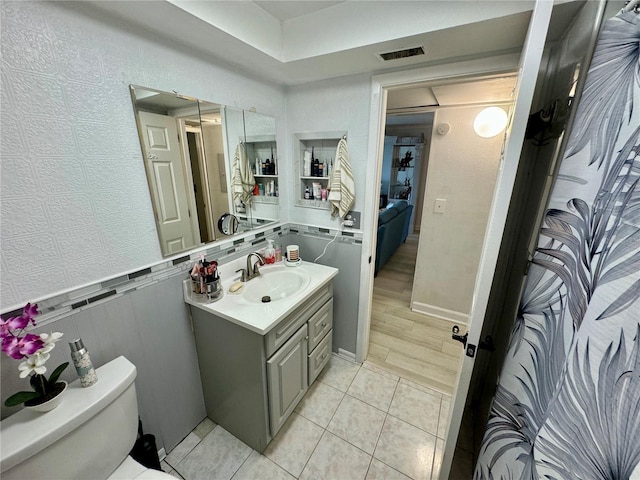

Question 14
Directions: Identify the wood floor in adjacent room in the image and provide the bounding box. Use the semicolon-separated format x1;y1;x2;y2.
366;234;464;396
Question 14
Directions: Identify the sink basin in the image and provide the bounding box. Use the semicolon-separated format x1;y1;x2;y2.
241;266;310;303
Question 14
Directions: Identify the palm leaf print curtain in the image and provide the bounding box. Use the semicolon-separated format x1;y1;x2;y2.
475;10;640;479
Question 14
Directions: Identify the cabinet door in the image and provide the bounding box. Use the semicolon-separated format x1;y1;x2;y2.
267;324;308;436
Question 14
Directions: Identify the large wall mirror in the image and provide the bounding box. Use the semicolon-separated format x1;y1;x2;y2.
130;85;279;256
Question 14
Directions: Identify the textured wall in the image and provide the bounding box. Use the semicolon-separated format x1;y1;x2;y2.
412;106;504;318
0;1;284;311
283;74;371;230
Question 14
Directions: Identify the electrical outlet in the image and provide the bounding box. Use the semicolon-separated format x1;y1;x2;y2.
344;211;361;229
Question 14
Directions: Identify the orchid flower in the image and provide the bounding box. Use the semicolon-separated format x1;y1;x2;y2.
18;352;50;378
39;332;63;354
1;335;22;359
2;303;70;408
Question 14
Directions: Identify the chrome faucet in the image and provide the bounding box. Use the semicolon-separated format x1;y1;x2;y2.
239;252;265;282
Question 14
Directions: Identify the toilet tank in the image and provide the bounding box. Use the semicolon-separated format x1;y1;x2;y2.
1;356;139;480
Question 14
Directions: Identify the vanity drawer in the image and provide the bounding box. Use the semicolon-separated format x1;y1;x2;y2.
307;299;333;352
265;282;333;358
308;330;332;385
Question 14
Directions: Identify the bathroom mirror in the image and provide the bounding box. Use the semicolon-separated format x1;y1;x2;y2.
226;110;279;232
130;85;279;256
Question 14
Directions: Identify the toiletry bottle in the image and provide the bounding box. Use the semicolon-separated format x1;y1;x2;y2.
304;151;311;177
311;147;317;176
304;185;311;199
313;156;320;177
275;242;282;262
265;239;276;264
255;158;260;175
265;157;271;175
261;159;266;175
270;147;276;174
318;160;324;177
69;339;98;387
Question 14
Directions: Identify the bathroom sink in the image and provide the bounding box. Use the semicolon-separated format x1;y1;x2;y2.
241;266;310;303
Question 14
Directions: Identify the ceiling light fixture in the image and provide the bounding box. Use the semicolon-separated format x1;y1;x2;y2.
474;107;508;138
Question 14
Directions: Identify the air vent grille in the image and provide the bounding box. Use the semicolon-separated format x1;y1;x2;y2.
378;46;425;61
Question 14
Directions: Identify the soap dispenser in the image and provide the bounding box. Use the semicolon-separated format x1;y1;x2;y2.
264;239;276;264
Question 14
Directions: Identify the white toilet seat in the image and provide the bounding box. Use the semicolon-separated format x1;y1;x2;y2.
107;456;175;480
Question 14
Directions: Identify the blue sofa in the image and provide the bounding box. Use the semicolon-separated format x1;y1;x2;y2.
375;200;413;275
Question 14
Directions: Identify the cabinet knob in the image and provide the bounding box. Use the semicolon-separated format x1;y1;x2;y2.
321;322;327;327
322;353;327;359
305;336;309;340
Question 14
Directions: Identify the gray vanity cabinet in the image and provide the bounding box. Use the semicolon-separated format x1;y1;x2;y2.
189;281;333;453
267;324;308;435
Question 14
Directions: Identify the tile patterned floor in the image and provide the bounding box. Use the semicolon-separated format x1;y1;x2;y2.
161;355;450;480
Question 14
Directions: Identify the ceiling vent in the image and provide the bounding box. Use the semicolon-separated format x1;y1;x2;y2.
378;46;425;62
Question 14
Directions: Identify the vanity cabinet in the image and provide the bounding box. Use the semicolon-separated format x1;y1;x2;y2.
189;281;333;452
266;324;308;435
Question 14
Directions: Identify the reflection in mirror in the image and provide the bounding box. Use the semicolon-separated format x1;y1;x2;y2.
217;213;239;236
130;85;280;257
199;100;233;237
131;85;220;256
226;110;279;232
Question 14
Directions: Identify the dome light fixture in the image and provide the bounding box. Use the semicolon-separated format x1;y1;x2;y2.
474;106;508;138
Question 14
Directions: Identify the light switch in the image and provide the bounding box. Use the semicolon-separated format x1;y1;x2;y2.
434;198;447;213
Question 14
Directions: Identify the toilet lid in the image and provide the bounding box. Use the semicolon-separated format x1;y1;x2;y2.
108;456;175;480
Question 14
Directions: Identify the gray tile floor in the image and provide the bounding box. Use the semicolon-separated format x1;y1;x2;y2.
161;355;450;480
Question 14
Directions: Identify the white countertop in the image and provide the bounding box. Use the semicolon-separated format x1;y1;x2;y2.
184;260;338;335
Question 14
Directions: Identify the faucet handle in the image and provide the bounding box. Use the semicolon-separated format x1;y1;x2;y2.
236;268;248;282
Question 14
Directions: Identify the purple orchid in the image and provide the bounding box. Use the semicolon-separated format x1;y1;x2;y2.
0;303;38;339
1;335;22;359
18;334;44;356
1;303;68;408
22;303;39;319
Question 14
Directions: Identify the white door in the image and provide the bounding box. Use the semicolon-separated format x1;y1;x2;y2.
138;111;196;255
439;2;554;478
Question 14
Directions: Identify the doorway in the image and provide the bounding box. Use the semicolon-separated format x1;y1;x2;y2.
366;76;517;398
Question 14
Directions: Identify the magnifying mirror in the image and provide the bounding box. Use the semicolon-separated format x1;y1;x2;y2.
218;214;239;236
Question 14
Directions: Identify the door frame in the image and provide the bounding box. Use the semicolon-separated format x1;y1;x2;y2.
357;52;522;364
356;3;554;477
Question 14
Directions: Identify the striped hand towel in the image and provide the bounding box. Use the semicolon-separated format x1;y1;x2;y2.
231;143;255;206
328;137;355;218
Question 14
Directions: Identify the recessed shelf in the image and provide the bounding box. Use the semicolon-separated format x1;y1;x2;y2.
294;131;346;207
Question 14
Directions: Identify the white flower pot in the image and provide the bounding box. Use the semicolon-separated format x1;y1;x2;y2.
25;381;67;413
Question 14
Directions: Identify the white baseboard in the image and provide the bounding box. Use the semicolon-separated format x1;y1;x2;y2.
337;348;358;363
157;447;166;461
410;301;468;325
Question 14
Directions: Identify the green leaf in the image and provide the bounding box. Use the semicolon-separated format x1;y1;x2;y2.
30;374;47;394
48;362;69;385
4;391;41;407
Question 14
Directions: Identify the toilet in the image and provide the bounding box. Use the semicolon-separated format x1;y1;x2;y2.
0;356;174;480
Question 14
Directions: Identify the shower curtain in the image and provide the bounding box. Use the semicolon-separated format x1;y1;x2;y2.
475;10;640;479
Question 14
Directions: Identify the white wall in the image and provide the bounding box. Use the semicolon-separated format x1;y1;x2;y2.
411;105;505;319
284;74;372;229
0;1;285;311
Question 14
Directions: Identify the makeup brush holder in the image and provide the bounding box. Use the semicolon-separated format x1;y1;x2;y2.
205;279;223;303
